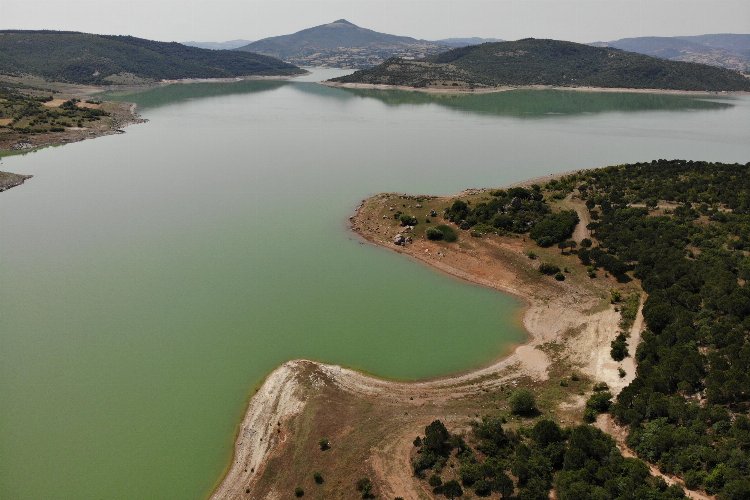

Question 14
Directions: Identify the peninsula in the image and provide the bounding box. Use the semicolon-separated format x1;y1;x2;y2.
328;38;750;92
215;160;749;499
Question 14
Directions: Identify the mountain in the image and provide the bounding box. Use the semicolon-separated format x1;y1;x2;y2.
0;30;304;85
235;19;447;68
183;39;254;50
594;34;750;72
330;38;750;91
435;37;503;48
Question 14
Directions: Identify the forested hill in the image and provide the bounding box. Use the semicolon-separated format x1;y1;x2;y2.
236;19;446;68
331;38;750;91
0;30;304;85
563;161;750;498
594;34;750;73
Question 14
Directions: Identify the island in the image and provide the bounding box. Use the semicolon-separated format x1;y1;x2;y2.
327;38;750;92
214;160;750;500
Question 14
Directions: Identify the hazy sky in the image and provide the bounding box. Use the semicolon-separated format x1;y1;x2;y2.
3;0;749;43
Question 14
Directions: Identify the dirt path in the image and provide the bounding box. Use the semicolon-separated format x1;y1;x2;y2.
564;194;591;244
596;415;715;500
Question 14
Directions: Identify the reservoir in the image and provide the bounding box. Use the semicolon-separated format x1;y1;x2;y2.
1;69;749;498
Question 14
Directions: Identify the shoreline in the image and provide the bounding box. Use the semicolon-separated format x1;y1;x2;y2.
0;100;144;157
212;173;644;498
323;80;749;96
0;171;33;192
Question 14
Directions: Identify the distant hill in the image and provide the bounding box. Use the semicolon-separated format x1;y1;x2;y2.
435;37;503;48
0;30;303;85
594;34;750;72
330;38;750;91
235;19;447;68
183;39;254;50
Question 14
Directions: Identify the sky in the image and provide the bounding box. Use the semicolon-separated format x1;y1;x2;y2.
2;0;749;43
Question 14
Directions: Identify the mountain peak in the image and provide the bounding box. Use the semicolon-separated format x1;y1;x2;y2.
331;19;356;26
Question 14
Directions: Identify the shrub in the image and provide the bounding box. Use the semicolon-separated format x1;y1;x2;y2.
554;272;565;281
584;391;613;422
538;263;560;275
399;214;418;226
313;472;324;484
319;438;330;451
294;486;304;497
426;227;444;240
436;224;458;242
509;389;537;416
428;474;443;487
610;333;628;361
356;477;374;499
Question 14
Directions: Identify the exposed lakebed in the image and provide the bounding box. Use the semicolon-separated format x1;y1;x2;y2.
1;69;748;499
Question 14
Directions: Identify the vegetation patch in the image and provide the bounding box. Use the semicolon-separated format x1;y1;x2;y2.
411;418;686;498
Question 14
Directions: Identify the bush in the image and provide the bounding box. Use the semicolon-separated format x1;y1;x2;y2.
426;227;444;240
356;477;374;499
554;272;565;281
294;486;304;497
583;391;612;422
509;389;537;416
319;438;330;451
610;333;628;361
399;214;418;226
313;472;324;484
538;263;561;275
436;224;458;242
428;474;443;487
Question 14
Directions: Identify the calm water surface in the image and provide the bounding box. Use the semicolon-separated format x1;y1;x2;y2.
1;69;749;498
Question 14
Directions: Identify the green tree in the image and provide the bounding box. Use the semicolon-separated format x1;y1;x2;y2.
509;389;537;416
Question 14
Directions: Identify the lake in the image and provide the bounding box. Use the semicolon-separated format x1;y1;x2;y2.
1;68;748;499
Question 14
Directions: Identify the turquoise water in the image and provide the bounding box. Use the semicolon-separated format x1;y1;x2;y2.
1;69;749;498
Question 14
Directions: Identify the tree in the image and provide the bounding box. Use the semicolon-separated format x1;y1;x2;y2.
294;486;304;497
313;472;324;484
442;479;463;498
532;419;563;447
424;420;451;455
509;389;537;416
319;438;330;451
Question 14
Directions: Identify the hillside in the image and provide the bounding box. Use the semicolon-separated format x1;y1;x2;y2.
435;37;503;47
0;30;304;85
596;34;750;72
235;19;446;68
330;38;750;91
183;39;254;51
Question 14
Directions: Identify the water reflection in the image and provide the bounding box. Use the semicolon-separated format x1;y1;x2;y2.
314;86;735;118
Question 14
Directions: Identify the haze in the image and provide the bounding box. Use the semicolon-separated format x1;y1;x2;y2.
3;0;749;43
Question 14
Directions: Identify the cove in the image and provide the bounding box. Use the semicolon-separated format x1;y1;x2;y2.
1;69;749;499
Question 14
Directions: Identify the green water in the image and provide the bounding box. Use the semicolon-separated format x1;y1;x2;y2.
1;69;749;499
